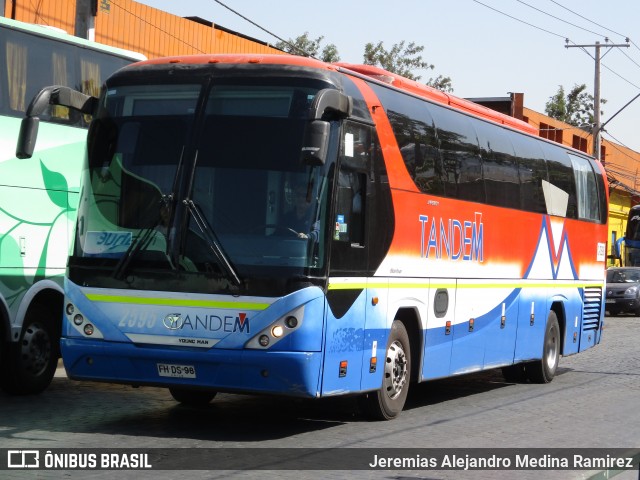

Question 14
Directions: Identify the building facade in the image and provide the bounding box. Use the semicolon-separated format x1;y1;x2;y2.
3;0;284;58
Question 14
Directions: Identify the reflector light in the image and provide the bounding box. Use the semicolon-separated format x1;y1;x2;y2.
285;316;298;328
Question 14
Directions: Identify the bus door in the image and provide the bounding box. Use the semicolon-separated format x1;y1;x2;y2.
323;121;379;395
422;281;455;380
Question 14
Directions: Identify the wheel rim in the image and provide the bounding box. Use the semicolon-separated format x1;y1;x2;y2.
545;323;559;370
21;323;52;376
383;340;408;400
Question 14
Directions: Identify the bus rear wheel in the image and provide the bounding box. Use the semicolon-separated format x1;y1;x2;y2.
169;388;217;406
526;311;560;384
0;306;59;395
359;320;411;420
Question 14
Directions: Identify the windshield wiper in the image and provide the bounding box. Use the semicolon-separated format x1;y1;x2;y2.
112;223;160;281
183;198;241;286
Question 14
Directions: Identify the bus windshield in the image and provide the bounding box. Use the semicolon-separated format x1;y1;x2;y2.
71;77;336;295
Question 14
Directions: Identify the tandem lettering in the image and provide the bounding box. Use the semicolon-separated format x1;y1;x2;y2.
418;212;484;262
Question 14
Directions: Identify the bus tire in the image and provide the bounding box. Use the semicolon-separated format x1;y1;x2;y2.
501;363;527;383
526;311;560;384
0;305;59;395
169;388;216;406
359;320;411;420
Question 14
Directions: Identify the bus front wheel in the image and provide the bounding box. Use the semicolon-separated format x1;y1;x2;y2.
359;320;411;420
526;311;560;384
169;388;217;406
0;305;59;395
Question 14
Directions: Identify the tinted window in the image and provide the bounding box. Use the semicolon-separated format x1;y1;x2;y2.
0;24;134;126
369;83;443;195
540;142;577;218
431;104;483;202
569;153;601;222
475;120;520;209
512;134;547;213
342;76;372;122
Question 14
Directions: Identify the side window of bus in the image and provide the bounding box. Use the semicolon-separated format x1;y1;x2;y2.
475;119;520;210
3;28;78;123
540;142;577;219
568;153;601;222
511;134;548;214
368;83;444;196
335;122;369;246
388;106;443;196
431;105;484;202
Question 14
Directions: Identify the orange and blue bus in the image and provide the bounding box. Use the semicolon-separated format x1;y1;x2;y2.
18;54;608;418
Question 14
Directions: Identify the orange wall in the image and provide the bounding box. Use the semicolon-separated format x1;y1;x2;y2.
5;0;284;59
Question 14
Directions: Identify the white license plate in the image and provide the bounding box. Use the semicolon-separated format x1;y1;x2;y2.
157;363;196;378
605;299;615;304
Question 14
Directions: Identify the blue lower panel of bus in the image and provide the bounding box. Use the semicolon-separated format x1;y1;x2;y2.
61;338;323;398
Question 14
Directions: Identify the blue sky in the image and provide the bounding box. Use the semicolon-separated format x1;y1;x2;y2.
139;0;640;154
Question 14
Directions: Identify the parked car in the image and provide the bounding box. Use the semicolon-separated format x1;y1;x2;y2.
605;267;640;316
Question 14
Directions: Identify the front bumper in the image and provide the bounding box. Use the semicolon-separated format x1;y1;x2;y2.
61;337;323;397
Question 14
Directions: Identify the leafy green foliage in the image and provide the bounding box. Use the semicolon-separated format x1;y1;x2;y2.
545;84;606;127
363;41;453;92
274;32;340;63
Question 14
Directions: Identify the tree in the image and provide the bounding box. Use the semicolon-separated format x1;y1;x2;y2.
363;40;453;92
274;32;340;63
545;84;606;127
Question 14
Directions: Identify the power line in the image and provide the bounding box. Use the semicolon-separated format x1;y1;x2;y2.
211;0;311;57
470;0;566;40
516;0;606;39
548;0;630;42
110;0;205;54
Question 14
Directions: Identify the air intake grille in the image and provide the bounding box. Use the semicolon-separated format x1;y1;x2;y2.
582;286;602;331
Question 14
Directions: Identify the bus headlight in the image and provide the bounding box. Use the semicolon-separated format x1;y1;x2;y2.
64;297;104;339
245;305;305;349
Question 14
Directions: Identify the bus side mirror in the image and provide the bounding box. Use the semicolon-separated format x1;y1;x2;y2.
301;120;330;166
300;89;352;166
16;117;40;159
15;85;97;159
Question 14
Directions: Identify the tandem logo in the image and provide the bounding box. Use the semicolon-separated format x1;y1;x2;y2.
418;212;484;262
163;312;250;333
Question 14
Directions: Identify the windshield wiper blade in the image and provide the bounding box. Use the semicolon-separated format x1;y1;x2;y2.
183;198;241;286
112;226;157;281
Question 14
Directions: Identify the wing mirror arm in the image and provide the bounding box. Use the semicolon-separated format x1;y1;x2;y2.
16;86;98;159
301;89;353;166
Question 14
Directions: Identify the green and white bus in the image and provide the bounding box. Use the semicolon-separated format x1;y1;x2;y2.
0;16;144;394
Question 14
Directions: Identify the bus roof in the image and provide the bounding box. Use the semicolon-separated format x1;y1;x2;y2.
335;63;537;135
0;15;146;62
134;53;535;135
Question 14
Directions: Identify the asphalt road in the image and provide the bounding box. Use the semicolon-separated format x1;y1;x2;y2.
0;315;639;480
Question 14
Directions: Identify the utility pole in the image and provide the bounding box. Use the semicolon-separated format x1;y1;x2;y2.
566;39;629;161
75;0;98;41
